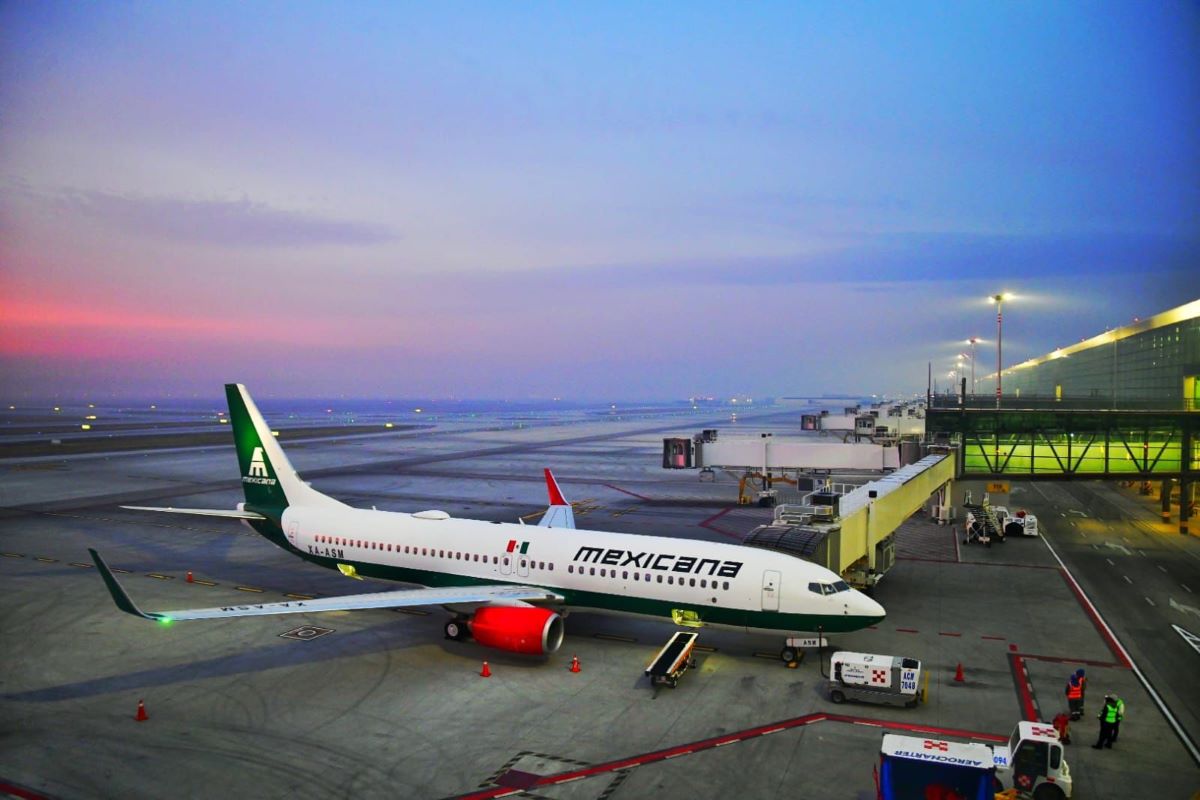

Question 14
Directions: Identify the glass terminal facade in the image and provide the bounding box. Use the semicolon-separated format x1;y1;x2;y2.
999;300;1200;411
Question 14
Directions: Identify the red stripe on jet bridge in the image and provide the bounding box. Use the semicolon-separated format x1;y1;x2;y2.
452;714;1006;799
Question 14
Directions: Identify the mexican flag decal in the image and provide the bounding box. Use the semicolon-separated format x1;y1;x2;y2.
506;540;530;554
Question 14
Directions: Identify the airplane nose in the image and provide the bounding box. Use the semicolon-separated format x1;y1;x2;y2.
860;593;886;622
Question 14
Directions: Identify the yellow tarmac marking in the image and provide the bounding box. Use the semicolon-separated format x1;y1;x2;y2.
192;579;217;586
235;585;265;593
753;652;779;660
594;633;637;643
68;562;94;568
146;573;173;580
111;567;131;573
393;608;429;616
35;557;58;563
285;593;314;600
2;552;23;558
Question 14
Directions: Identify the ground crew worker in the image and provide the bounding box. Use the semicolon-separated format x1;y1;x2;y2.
1075;668;1087;712
1093;694;1120;749
1065;671;1084;720
1110;694;1125;743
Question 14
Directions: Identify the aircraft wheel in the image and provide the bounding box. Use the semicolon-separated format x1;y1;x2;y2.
780;647;798;664
444;619;467;640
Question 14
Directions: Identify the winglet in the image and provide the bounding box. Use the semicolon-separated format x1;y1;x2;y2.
544;468;568;506
88;548;159;620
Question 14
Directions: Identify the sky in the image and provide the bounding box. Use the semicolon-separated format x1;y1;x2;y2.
2;2;1198;401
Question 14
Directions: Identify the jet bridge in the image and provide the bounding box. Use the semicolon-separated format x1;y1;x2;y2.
743;453;956;589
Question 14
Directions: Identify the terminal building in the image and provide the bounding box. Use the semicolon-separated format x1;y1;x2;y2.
930;298;1199;535
998;299;1200;410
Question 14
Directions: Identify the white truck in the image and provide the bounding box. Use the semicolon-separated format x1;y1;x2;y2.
1006;510;1039;537
828;651;921;708
878;721;1072;799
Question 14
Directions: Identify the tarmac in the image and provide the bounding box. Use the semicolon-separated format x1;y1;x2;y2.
1;405;1197;799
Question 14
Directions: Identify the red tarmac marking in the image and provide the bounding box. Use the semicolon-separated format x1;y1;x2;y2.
896;556;958;564
895;627;919;634
1055;568;1133;668
981;635;1006;641
1015;652;1127;669
1009;654;1039;722
453;714;1006;799
0;780;51;800
938;632;962;637
602;483;652;501
697;508;743;541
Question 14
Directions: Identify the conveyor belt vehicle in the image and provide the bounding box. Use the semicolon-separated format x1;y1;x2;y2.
645;631;698;688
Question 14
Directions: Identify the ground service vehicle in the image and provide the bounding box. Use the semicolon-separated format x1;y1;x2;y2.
829;651;921;707
879;721;1072;800
645;631;698;688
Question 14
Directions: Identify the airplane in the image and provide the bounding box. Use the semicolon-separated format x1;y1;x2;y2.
91;383;886;662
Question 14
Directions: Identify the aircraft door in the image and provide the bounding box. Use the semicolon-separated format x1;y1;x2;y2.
762;570;780;611
517;552;530;578
499;548;512;576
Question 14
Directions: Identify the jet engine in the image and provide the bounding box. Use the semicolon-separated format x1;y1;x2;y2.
467;606;564;654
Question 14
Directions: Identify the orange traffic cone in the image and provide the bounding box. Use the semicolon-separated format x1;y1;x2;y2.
569;655;581;673
954;663;965;683
480;661;491;678
186;571;193;583
135;699;148;721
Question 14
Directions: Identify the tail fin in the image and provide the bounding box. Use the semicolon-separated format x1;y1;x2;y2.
225;383;342;513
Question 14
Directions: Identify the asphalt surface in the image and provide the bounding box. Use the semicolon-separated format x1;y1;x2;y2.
1012;480;1200;759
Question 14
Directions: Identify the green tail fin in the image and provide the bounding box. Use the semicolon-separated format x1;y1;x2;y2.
225;383;291;512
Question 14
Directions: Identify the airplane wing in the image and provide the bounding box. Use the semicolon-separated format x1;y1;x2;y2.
89;548;563;622
536;467;576;529
121;506;267;520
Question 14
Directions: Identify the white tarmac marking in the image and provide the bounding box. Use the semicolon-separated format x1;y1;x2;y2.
1159;565;1168;573
1172;624;1200;657
1106;558;1115;566
1184;585;1194;593
1105;542;1132;555
1039;534;1200;766
1170;597;1200;618
1145;597;1156;607
1123;575;1133;584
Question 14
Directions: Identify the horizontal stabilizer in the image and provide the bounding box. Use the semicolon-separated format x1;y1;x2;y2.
120;506;266;520
89;548;563;622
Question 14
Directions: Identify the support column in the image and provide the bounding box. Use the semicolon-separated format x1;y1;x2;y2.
1181;478;1191;537
1161;479;1172;523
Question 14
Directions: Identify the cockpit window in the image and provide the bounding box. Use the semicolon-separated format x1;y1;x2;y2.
809;582;846;595
832;580;850;593
808;582;823;595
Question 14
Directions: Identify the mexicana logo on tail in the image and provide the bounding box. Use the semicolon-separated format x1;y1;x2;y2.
243;446;277;486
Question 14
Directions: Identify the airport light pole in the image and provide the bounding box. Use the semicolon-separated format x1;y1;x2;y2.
965;337;980;398
988;294;1011;409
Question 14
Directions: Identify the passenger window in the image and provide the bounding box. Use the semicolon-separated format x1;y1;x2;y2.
644;573;650;582
590;567;595;576
548;564;553;571
622;571;628;579
568;565;574;574
668;576;674;585
657;575;663;584
634;573;640;581
520;560;526;568
689;578;696;587
503;557;509;565
600;569;606;577
493;556;498;564
700;579;707;588
723;581;729;590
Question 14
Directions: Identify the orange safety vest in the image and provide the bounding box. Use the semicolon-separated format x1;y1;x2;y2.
1066;679;1082;700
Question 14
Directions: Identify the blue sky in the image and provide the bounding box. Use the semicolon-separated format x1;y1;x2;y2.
2;2;1197;399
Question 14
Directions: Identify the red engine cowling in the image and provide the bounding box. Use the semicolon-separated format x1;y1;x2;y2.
469;606;564;654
